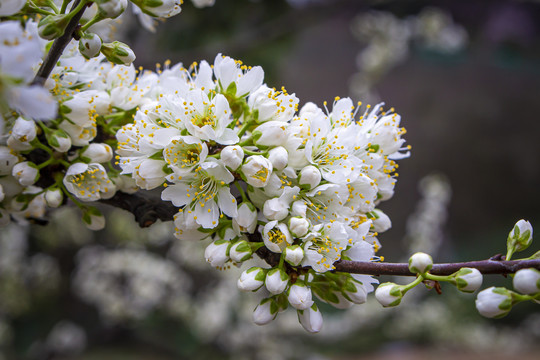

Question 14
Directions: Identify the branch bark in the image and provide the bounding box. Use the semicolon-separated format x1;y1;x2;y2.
32;0;88;86
100;191;540;276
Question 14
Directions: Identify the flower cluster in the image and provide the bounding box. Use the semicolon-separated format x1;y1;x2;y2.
110;53;410;332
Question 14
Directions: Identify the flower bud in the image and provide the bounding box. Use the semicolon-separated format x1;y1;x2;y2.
375;282;403;307
131;0;182;18
263;197;288;221
252;121;288;146
297;304;323;333
47;129;71;152
265;268;289;295
408;252;433;274
371;209;392;233
81;143;113;163
241;155;272;188
288;216;309;237
454;267;483;293
78;33;102;59
0;147;19;176
237;267;265;291
82;207;105;231
253;298;278;325
12;162;39;187
96;0;128;19
45;188;63;208
101;41;136;65
299;165;321;189
343;279;367;304
229;240;252;263
513;268;540;295
507;220;533;257
288;283;314;310
233;202;257;233
284;245;304;266
291;200;307;218
267;146;288;171
204;239;230;268
38;14;69;40
12;117;36;143
220;145;244;170
475;287;512;318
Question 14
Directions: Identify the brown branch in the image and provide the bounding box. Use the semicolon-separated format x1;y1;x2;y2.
100;191;540;275
32;0;88;86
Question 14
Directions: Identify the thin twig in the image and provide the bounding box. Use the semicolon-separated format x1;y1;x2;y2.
100;191;540;275
32;0;87;86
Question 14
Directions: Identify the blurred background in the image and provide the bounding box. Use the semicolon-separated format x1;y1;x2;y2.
2;0;540;358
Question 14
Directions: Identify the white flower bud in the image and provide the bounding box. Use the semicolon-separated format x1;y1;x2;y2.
82;208;105;231
298;304;323;333
12;162;39;186
408;252;433;274
97;0;127;19
267;146;288;171
454;268;483;293
38;14;69;40
288;283;314;310
78;33;102;59
507;219;533;254
220;145;244;170
12;117;36;143
48;129;71;152
284;245;304;266
343;280;368;304
241;155;272;188
132;0;182;18
237;267;265;291
291;200;307;218
263;197;288;221
229;240;252;263
101;41;136;65
253;298;277;325
44;188;63;208
204;240;230;268
299;165;321;189
375;282;403;307
371;209;392;233
252;121;288;146
288;216;309;237
0;147;19;176
513;268;540;295
262;220;292;253
265;268;289;295
475;287;512;318
81;143;113;163
233;202;257;233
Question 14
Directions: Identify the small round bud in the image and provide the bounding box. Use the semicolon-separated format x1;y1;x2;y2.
299;165;321;189
507;219;533;254
343;279;367;304
284;245;304;266
12;117;36;143
45;188;63;208
229;240;252;263
204;240;230;268
82;208;105;231
263;197;288;221
375;282;403;307
408;252;433;274
81;143;113;163
38;14;70;40
220;145;244;170
290;200;307;218
131;0;182;18
513;268;540;295
100;41;136;65
475;287;512;318
47;129;71;152
78;33;102;59
241;155;272;188
96;0;128;19
288;216;309;237
371;209;392;233
267;146;288;171
265;268;289;295
253;298;277;325
298;304;323;333
237;267;265;291
454;268;483;293
288;283;314;310
12;162;39;187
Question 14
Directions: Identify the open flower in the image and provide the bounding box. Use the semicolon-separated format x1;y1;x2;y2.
63;163;116;201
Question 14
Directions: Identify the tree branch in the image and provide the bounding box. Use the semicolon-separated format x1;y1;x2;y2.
100;191;540;275
32;0;88;86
